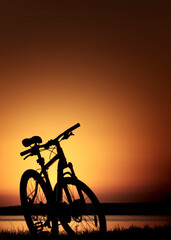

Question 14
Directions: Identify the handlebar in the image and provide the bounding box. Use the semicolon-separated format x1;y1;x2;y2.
20;148;33;157
20;123;81;157
55;123;80;141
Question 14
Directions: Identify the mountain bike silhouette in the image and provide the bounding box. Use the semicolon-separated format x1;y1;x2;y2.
20;123;106;237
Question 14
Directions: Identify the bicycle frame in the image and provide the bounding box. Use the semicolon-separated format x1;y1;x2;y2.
37;140;85;209
20;123;106;236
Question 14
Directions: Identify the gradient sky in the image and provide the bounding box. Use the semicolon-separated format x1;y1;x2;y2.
0;0;171;206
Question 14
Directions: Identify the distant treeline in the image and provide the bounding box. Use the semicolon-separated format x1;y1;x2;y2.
102;202;171;215
0;202;170;215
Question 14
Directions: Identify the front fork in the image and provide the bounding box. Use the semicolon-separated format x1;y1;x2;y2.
53;141;85;235
63;162;86;210
56;140;85;206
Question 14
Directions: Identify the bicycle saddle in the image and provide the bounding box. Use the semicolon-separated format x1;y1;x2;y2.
22;136;42;147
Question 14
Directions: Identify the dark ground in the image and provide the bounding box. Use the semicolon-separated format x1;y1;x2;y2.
0;225;171;240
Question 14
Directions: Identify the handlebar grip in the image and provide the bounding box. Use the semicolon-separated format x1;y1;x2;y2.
20;148;31;156
56;123;81;140
66;123;80;133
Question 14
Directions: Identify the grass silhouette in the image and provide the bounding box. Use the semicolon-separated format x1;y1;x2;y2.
0;225;171;240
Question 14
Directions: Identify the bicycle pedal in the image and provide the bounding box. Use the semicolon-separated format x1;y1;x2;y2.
94;215;98;227
34;221;44;231
71;199;85;216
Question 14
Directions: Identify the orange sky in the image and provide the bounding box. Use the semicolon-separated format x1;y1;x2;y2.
0;0;171;206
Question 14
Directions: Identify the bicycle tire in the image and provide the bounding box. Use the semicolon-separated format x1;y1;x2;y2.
56;177;107;235
20;169;51;235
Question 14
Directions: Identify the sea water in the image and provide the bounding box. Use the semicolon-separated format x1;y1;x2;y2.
0;215;171;232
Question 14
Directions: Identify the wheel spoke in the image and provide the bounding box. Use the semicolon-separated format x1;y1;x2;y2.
60;178;106;234
21;171;51;235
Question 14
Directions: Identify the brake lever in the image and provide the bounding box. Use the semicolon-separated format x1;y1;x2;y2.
23;153;32;160
61;132;74;140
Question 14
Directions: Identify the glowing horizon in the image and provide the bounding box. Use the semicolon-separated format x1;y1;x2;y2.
0;0;170;207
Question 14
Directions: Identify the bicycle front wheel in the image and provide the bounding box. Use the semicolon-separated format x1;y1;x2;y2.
58;177;106;235
20;169;51;235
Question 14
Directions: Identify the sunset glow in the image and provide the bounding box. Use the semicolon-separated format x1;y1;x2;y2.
0;0;170;206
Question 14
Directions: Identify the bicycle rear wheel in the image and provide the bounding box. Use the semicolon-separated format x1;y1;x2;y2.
20;169;51;235
58;177;106;235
